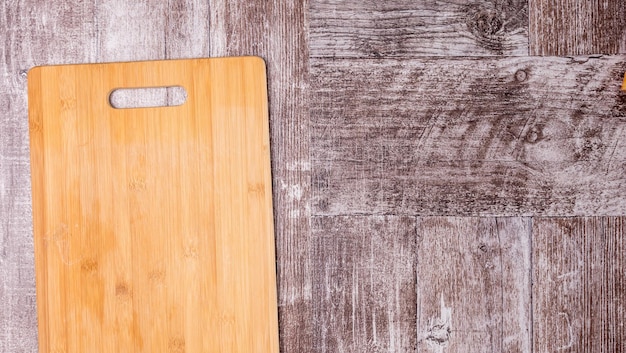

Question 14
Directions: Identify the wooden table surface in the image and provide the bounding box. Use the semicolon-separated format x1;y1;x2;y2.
1;1;625;352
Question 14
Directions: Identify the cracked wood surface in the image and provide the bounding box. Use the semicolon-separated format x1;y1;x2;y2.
311;56;626;216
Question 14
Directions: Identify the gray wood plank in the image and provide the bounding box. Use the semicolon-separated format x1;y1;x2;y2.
209;2;313;352
310;0;529;58
311;56;626;216
164;0;211;59
312;216;417;352
529;0;626;56
95;0;167;61
533;217;626;352
416;217;531;352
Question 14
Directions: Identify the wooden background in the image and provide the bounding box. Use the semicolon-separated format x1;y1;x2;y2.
1;0;625;352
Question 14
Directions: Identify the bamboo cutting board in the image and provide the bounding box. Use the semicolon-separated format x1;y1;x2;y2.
28;58;279;353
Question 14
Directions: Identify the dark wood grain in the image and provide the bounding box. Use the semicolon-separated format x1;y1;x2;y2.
310;0;529;58
312;216;417;352
533;217;626;352
416;217;531;352
311;56;626;216
529;0;626;55
209;2;312;352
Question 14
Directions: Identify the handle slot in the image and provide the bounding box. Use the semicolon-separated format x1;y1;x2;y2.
109;86;187;109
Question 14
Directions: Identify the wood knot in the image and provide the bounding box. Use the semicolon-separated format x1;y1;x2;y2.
60;96;77;111
168;338;185;353
465;2;524;54
183;244;198;259
248;182;265;195
574;128;604;160
474;12;502;36
115;283;132;299
426;323;451;345
149;268;166;284
515;69;528;82
29;119;42;133
466;5;504;53
80;259;98;274
525;125;543;144
129;178;147;190
317;199;330;212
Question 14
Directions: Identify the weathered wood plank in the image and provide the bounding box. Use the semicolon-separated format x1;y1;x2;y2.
311;56;626;216
533;217;626;352
310;0;529;58
209;2;312;352
529;0;626;55
312;216;417;352
95;1;167;61
164;0;210;59
416;217;531;352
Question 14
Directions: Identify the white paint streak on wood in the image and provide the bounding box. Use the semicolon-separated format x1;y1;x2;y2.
424;294;453;353
313;216;417;352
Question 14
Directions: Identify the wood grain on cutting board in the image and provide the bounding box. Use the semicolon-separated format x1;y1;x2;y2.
28;57;278;353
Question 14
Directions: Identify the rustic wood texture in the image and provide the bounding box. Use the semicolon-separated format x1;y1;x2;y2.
29;58;278;353
311;56;626;216
3;0;626;352
1;1;310;352
533;217;626;352
529;0;626;55
310;0;529;57
416;217;532;352
312;216;417;352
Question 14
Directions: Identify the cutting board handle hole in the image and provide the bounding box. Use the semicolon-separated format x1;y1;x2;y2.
109;86;187;109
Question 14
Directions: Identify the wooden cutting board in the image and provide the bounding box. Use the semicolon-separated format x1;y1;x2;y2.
28;57;279;353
